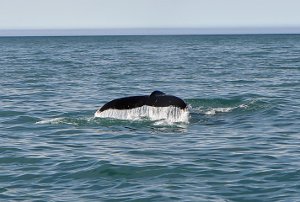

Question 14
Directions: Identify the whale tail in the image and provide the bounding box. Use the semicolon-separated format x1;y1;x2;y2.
96;91;187;117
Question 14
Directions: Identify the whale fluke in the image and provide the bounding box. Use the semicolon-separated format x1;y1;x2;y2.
97;91;187;113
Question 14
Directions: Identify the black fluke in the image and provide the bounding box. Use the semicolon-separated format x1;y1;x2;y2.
98;91;187;112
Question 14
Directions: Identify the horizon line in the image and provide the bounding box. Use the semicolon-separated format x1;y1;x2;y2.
1;27;300;37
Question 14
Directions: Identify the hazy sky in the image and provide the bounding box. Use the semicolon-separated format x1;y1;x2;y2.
0;0;300;30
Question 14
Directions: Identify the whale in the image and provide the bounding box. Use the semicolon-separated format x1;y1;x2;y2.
96;91;187;113
94;91;189;122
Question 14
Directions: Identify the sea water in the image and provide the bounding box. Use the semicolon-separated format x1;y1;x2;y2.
1;35;300;201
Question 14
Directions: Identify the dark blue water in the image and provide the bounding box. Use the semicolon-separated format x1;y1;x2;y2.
1;35;300;201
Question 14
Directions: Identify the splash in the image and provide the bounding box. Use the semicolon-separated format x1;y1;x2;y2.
205;107;233;115
94;106;189;123
193;103;249;115
36;117;65;124
205;103;248;115
36;117;94;125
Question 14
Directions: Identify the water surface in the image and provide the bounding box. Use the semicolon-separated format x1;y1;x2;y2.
1;35;300;201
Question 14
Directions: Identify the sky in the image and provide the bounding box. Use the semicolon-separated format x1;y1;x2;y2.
0;0;300;35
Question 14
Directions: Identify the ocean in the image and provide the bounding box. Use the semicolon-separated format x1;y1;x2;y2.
1;35;299;201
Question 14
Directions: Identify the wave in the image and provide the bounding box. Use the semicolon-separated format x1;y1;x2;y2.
192;104;249;115
187;97;268;115
36;117;69;125
36;117;95;126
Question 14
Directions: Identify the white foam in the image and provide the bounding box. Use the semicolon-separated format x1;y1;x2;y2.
201;103;249;115
205;107;233;115
94;106;189;123
36;117;64;124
